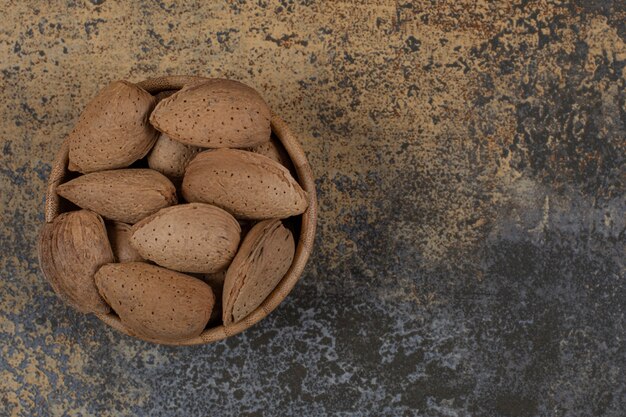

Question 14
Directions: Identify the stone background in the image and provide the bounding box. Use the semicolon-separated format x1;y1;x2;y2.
0;1;624;416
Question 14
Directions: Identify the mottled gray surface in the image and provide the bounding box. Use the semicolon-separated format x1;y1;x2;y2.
1;1;625;416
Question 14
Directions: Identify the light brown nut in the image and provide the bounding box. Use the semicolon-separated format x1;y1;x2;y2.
147;133;202;181
68;81;158;173
56;169;177;224
130;203;241;273
248;135;294;172
182;149;308;219
37;210;113;314
95;263;214;342
223;219;295;325
149;79;271;148
106;221;144;263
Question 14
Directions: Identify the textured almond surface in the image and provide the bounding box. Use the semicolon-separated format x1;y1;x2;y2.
223;219;295;325
249;135;294;172
68;81;158;173
182;149;308;219
95;263;214;342
130;203;241;273
106;221;143;263
37;210;113;314
149;79;271;148
56;169;177;224
147;133;201;181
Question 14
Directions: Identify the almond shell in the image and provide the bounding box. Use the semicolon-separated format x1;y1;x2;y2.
56;169;177;224
182;149;308;220
68;80;158;173
149;79;271;148
95;262;214;342
222;219;295;325
37;209;114;314
130;203;241;273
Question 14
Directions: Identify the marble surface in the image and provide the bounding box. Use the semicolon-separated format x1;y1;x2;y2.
1;1;625;416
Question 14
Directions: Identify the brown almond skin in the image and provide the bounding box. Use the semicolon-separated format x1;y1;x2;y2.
56;169;177;224
223;219;295;325
37;210;113;314
149;79;271;148
248;135;294;172
130;203;241;273
147;133;202;181
95;263;214;342
182;149;308;219
106;221;144;263
68;81;158;173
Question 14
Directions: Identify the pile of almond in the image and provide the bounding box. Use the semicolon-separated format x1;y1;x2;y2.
38;79;308;343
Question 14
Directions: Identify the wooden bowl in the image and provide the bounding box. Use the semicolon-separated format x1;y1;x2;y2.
43;76;317;345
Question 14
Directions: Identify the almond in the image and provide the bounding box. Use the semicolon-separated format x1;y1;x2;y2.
182;149;308;219
37;210;113;314
147;133;202;181
95;262;214;342
68;81;158;173
106;221;144;263
223;219;295;325
130;203;241;273
249;135;294;172
149;79;271;148
56;169;177;224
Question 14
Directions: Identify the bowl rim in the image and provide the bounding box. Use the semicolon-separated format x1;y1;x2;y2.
43;75;318;346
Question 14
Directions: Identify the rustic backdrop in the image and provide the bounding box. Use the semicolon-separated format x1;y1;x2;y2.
0;1;624;416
